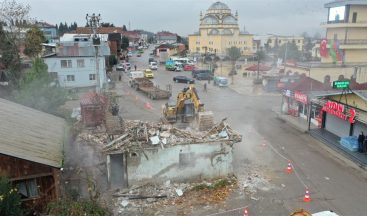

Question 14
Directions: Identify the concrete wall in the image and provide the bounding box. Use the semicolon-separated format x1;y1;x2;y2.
349;5;367;22
126;142;233;184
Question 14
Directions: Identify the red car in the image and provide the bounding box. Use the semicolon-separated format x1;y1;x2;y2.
183;64;195;71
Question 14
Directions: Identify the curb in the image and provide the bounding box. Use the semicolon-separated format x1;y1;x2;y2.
273;110;308;133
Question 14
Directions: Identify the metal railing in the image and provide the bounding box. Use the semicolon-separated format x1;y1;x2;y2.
321;20;367;25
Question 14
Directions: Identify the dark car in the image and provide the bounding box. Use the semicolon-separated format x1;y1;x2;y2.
192;69;210;78
173;76;195;84
195;72;212;80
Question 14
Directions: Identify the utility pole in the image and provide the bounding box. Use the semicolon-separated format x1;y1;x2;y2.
86;13;102;93
283;42;288;75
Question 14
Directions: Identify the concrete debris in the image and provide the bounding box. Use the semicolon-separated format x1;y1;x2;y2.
121;199;129;207
113;176;237;214
150;136;160;145
175;189;183;197
78;118;242;154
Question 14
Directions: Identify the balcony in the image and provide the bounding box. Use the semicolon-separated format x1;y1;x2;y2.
321;20;367;28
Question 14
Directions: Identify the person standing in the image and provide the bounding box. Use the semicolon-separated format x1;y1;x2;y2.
358;131;365;153
134;65;137;71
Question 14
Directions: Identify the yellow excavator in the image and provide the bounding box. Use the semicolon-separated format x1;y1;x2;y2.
162;85;213;130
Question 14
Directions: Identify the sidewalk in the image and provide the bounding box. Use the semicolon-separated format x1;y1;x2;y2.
272;108;367;168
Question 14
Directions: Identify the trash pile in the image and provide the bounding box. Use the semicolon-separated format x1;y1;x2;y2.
113;176;237;214
78;118;242;154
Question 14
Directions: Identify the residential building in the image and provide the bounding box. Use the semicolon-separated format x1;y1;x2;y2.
188;1;254;57
254;34;304;52
43;34;110;89
156;31;177;44
122;31;141;45
35;21;58;43
75;27;124;35
0;98;67;213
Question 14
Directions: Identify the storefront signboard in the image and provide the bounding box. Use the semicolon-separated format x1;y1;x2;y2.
294;91;308;104
322;101;356;123
332;80;350;89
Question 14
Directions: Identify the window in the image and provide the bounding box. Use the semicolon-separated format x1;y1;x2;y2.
67;75;75;81
89;74;96;80
60;60;72;68
15;179;39;199
279;40;282;43
352;12;357;23
77;59;85;68
298;40;301;43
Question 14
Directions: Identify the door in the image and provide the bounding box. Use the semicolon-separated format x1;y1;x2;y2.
352;12;357;23
108;153;127;189
325;114;350;137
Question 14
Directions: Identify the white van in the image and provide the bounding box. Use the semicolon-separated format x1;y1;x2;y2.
128;71;144;79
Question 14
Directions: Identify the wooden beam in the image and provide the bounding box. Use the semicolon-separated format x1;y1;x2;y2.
10;172;53;181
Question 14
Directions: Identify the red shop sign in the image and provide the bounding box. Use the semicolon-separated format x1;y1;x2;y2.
294;91;308;104
322;101;356;123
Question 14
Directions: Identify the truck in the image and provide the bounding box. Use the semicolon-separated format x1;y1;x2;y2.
159;51;169;63
129;77;171;100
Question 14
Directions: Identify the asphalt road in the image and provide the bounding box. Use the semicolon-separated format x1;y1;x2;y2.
119;49;367;216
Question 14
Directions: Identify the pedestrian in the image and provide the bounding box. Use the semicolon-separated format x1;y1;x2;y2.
134;65;137;71
358;131;365;153
203;83;207;92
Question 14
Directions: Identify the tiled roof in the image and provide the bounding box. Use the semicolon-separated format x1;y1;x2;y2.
157;31;177;37
287;76;330;92
76;27;124;34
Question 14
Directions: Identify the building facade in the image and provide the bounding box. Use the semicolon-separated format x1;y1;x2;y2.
156;31;177;44
43;34;110;89
284;0;367;85
188;1;254;57
254;34;304;52
321;0;367;64
36;22;58;43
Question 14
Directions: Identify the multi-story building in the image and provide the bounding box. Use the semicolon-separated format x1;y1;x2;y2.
156;31;177;44
254;34;304;52
188;1;254;57
285;0;367;84
321;0;367;64
35;22;58;43
43;34;110;89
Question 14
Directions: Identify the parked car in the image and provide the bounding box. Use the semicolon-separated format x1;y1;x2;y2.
123;62;131;71
173;76;195;84
183;64;195;71
213;76;229;87
137;53;141;57
148;58;155;63
144;69;154;78
195;72;212;81
116;63;124;71
192;69;211;78
127;52;133;57
150;62;158;70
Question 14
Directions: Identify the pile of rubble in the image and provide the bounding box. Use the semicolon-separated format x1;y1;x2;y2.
113;176;237;214
78;118;242;154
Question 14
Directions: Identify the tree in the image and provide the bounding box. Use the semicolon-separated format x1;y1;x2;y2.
0;0;31;87
0;177;22;216
278;42;302;61
122;25;127;31
12;58;68;114
121;36;129;50
100;22;114;27
227;46;241;84
24;27;46;58
0;22;22;87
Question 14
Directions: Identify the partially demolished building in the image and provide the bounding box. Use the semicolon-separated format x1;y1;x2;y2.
79;119;242;189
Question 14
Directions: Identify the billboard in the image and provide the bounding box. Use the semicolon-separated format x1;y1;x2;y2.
328;6;346;22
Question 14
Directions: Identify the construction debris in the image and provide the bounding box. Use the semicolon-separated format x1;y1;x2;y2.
77;118;242;154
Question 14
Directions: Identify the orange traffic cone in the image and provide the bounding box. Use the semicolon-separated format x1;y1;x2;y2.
286;161;293;174
243;207;249;216
303;188;311;202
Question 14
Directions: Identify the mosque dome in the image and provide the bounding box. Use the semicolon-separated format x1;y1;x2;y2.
208;2;229;10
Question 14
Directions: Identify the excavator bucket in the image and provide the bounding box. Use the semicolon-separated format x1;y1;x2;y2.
197;111;214;131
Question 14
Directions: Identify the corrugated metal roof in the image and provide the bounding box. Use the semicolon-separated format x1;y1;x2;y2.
0;98;67;168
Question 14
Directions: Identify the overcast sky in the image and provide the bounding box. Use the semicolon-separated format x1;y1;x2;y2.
18;0;330;37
